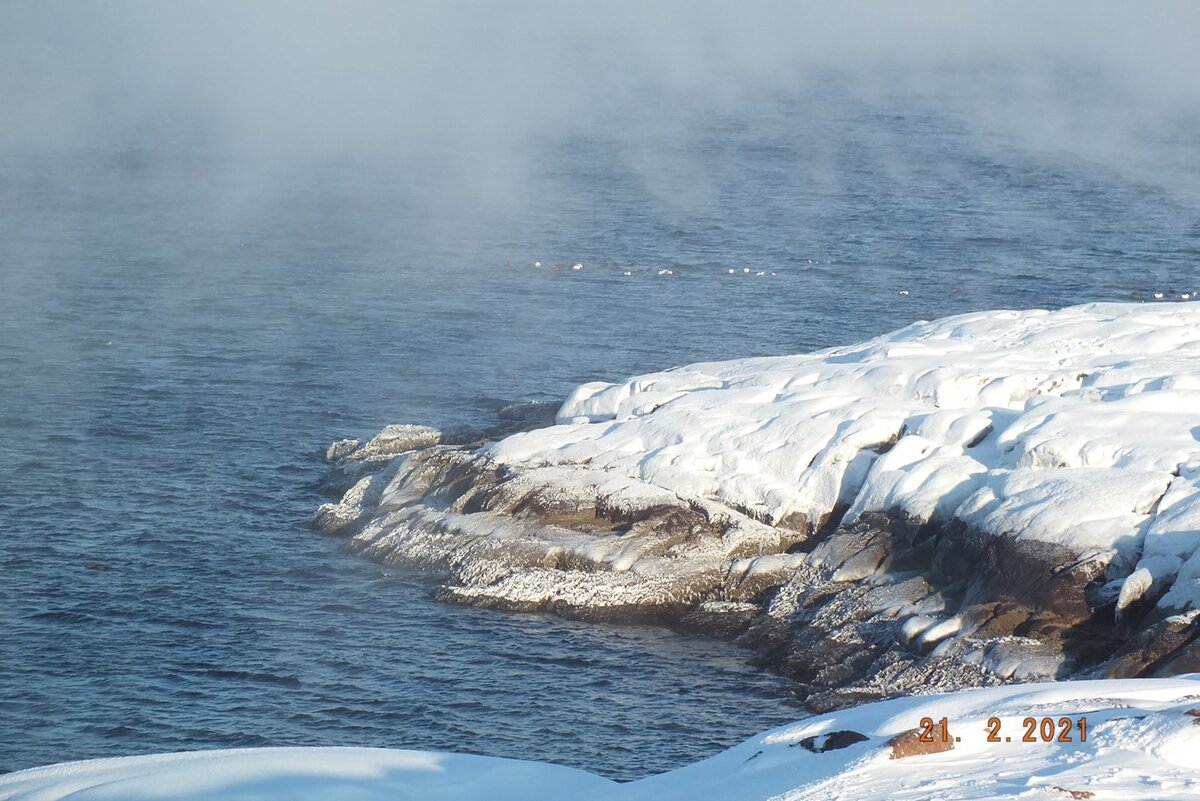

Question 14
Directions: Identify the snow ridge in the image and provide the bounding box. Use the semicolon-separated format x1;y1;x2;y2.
5;678;1200;800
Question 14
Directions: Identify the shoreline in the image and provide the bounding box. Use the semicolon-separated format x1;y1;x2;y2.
313;302;1200;709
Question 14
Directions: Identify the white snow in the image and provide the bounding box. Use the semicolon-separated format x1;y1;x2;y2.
486;303;1200;615
0;747;615;801
5;677;1200;800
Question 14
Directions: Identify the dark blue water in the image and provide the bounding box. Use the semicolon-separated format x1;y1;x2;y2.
2;87;1198;780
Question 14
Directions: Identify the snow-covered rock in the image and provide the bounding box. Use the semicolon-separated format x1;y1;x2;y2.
6;677;1200;800
313;303;1200;703
500;302;1200;575
622;675;1200;801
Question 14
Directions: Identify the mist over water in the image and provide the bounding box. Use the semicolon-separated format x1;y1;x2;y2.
2;0;1200;781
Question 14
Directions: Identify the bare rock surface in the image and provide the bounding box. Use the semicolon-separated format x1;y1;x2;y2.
888;724;954;760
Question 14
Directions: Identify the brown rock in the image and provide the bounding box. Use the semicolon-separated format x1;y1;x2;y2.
678;602;759;639
777;510;811;536
941;529;1108;622
888;723;954;760
1051;787;1094;799
1154;638;1200;677
963;602;1032;639
1104;616;1199;678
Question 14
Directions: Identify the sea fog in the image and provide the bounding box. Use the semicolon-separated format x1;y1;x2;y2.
2;0;1199;780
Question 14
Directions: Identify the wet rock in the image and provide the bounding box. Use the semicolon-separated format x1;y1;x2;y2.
313;411;1200;716
310;458;408;535
491;401;559;437
326;438;360;462
438;565;724;624
961;602;1037;639
804;651;1000;714
338;424;443;463
1103;613;1200;678
794;730;869;753
679;601;760;639
721;554;808;602
1156;639;1200;676
929;523;1111;624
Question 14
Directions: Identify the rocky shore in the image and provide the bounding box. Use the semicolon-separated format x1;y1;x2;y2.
312;303;1200;711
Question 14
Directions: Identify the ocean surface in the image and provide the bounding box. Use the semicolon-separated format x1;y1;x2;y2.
2;86;1198;780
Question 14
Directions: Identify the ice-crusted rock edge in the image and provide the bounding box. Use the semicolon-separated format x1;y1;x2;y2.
313;303;1200;708
6;678;1200;800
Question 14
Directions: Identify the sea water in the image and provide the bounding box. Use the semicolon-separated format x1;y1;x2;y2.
1;89;1197;780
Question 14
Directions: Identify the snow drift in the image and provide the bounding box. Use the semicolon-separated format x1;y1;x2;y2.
5;677;1200;800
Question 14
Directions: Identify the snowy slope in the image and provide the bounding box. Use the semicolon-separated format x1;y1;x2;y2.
620;676;1200;801
5;677;1200;800
0;748;616;801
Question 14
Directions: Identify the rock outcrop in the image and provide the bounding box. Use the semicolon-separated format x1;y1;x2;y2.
312;304;1200;709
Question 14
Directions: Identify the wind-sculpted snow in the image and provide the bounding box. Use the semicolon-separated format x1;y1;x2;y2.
313;303;1200;704
6;678;1200;800
0;747;616;801
508;303;1200;561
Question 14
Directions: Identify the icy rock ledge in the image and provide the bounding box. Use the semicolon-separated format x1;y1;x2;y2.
313;303;1200;707
6;678;1200;800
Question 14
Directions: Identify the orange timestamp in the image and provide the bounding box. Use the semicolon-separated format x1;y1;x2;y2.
918;715;1089;744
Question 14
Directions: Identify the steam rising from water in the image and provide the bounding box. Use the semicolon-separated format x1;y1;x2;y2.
4;1;1199;210
3;1;1200;778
